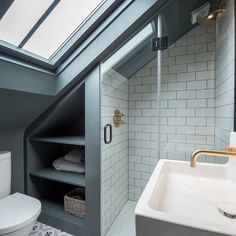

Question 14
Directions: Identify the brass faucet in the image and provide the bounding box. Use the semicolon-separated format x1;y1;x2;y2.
190;145;236;168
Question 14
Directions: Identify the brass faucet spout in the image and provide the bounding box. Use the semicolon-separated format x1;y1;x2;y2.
190;145;236;168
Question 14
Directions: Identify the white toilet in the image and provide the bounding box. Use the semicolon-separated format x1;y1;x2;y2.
0;151;41;236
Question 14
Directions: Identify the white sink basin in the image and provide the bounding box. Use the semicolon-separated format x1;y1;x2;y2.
135;160;236;236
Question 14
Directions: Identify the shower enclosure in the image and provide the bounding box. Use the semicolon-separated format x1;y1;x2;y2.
100;21;158;235
100;0;234;235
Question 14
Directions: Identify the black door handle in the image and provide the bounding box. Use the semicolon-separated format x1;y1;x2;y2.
104;124;112;144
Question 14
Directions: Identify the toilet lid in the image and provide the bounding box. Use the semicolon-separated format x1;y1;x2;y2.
0;193;41;234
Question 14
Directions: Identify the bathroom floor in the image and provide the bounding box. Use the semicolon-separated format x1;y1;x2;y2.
30;201;136;236
30;222;73;236
106;201;137;236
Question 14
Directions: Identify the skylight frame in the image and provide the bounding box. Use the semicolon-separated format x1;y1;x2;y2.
101;23;154;74
22;0;106;60
48;0;107;60
0;0;123;71
51;0;124;66
0;40;54;70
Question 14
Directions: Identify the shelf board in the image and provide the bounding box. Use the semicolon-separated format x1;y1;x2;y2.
41;199;85;227
30;136;85;145
30;168;85;187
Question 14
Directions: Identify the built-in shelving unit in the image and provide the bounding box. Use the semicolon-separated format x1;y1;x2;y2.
25;75;101;236
27;133;86;235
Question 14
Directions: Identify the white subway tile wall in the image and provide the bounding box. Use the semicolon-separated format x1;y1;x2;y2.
128;23;217;201
128;59;158;201
101;6;235;232
101;69;128;235
215;0;235;164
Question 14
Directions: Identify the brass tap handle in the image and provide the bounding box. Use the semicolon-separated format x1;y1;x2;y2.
225;144;236;152
113;110;125;128
114;110;125;117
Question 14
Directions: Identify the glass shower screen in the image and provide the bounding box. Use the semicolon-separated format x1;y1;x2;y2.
100;21;160;235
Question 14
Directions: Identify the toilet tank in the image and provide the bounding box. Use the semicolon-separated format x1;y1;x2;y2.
0;151;11;199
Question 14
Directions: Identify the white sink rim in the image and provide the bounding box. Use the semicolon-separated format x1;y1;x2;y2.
135;159;236;236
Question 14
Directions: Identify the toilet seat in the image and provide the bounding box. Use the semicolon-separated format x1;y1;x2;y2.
0;193;41;235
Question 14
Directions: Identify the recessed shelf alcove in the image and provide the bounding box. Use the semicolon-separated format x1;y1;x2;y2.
25;68;100;236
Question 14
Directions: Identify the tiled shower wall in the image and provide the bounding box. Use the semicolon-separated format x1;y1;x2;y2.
101;3;235;231
128;23;217;201
101;69;128;235
215;0;235;154
128;62;158;201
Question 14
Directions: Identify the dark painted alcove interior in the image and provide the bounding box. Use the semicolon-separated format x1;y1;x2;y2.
28;83;85;138
0;89;53;191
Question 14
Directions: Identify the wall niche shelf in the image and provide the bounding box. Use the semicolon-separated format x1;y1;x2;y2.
41;198;85;227
25;71;100;236
30;168;85;187
30;135;86;146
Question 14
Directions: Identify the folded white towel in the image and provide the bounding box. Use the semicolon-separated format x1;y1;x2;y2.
64;149;85;163
52;157;85;173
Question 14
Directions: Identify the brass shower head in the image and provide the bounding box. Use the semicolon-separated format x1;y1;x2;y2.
197;4;226;26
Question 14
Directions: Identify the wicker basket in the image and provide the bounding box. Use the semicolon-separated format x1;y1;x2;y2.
64;188;85;217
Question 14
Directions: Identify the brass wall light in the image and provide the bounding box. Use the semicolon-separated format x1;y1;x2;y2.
113;109;125;128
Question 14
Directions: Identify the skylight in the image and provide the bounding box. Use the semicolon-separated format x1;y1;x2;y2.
23;0;103;59
0;0;105;61
0;0;54;46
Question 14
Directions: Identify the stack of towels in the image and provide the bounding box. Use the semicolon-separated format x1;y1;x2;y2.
52;149;85;173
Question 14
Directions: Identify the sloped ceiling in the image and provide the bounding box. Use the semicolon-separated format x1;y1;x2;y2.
114;0;209;78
